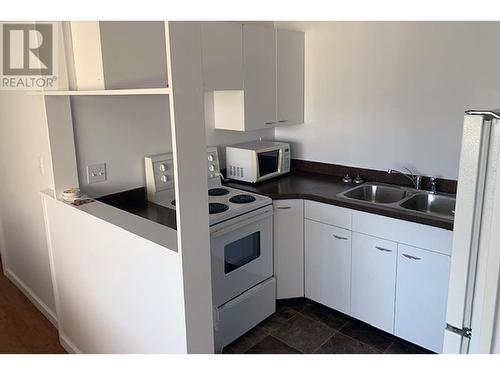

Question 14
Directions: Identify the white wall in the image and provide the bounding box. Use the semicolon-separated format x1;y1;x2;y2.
275;21;500;180
71;95;172;197
0;93;57;322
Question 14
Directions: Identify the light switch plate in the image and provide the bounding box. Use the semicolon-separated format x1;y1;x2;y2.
87;163;107;184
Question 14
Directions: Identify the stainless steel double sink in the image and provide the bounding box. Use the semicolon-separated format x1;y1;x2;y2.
336;183;456;220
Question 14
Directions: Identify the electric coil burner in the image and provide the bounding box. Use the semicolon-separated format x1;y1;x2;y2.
229;194;257;204
208;188;230;196
209;202;229;214
171;200;229;215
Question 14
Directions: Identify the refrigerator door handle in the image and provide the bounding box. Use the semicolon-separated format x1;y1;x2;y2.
446;323;472;339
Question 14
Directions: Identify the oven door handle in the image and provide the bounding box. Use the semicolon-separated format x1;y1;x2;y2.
210;208;273;238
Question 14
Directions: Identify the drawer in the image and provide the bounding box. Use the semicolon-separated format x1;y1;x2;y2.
352;210;453;256
304;200;352;229
214;277;276;352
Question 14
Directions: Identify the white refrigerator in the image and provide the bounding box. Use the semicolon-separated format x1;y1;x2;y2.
444;110;500;354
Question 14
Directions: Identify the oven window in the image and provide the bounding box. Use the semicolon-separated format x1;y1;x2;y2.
224;232;261;274
258;150;279;177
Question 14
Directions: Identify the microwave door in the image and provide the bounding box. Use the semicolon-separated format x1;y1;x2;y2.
257;149;280;180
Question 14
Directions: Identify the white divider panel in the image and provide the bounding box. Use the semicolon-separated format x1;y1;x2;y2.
42;194;185;353
165;21;215;353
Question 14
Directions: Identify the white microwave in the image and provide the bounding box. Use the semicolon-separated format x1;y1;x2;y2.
226;141;291;183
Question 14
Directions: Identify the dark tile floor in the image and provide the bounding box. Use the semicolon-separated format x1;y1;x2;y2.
222;298;432;354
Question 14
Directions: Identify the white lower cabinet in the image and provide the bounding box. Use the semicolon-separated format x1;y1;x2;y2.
351;232;397;334
305;219;351;315
273;200;304;299
276;199;452;352
395;244;451;353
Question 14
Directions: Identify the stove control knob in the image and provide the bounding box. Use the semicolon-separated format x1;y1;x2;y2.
209;165;215;172
208;155;214;162
160;175;168;183
159;164;167;172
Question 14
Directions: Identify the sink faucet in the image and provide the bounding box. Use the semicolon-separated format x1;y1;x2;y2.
387;168;422;190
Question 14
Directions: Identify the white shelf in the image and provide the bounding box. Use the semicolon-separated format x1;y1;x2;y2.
26;87;171;96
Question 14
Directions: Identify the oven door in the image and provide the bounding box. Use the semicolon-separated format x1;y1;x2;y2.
210;206;273;307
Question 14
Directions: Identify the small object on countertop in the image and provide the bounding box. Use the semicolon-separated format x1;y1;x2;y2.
72;198;94;206
61;188;82;203
342;174;352;183
353;175;365;184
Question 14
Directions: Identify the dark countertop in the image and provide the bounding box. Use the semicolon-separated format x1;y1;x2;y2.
97;188;177;230
225;171;454;231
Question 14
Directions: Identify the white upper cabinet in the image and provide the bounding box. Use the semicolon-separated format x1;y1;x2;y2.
201;22;243;91
276;29;305;126
202;22;304;132
241;24;277;131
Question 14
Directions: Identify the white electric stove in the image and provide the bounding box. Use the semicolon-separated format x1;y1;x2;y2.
145;147;276;352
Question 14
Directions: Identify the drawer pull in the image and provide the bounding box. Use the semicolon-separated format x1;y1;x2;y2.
275;206;292;210
278;119;288;123
403;253;422;261
375;246;392;252
333;234;348;241
265;121;276;125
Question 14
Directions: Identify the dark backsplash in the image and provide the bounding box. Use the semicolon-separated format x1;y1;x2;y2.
291;159;457;195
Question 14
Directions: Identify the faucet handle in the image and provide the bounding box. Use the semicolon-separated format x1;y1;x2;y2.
429;177;438;193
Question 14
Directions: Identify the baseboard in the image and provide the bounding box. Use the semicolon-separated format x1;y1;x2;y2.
59;334;81;354
4;268;58;327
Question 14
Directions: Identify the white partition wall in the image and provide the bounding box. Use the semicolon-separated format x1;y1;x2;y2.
165;21;215;353
33;21;215;353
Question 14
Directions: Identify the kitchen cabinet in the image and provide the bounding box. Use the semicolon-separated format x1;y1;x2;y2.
242;24;277;131
273;199;452;351
305;219;351;315
202;23;304;132
201;22;243;91
203;22;277;131
351;232;397;334
273;200;304;299
304;200;352;229
395;244;451;353
276;29;305;126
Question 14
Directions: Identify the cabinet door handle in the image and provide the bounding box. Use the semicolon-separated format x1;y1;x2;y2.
278;119;288;123
333;234;349;240
402;253;421;260
375;246;392;252
275;206;292;210
265;121;276;125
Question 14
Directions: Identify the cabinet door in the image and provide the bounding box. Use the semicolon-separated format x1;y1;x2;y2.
395;244;451;353
274;200;304;299
243;24;277;131
276;29;304;126
201;22;244;90
305;219;351;315
351;232;397;333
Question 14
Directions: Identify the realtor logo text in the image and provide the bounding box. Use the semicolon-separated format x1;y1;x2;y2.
0;22;58;90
